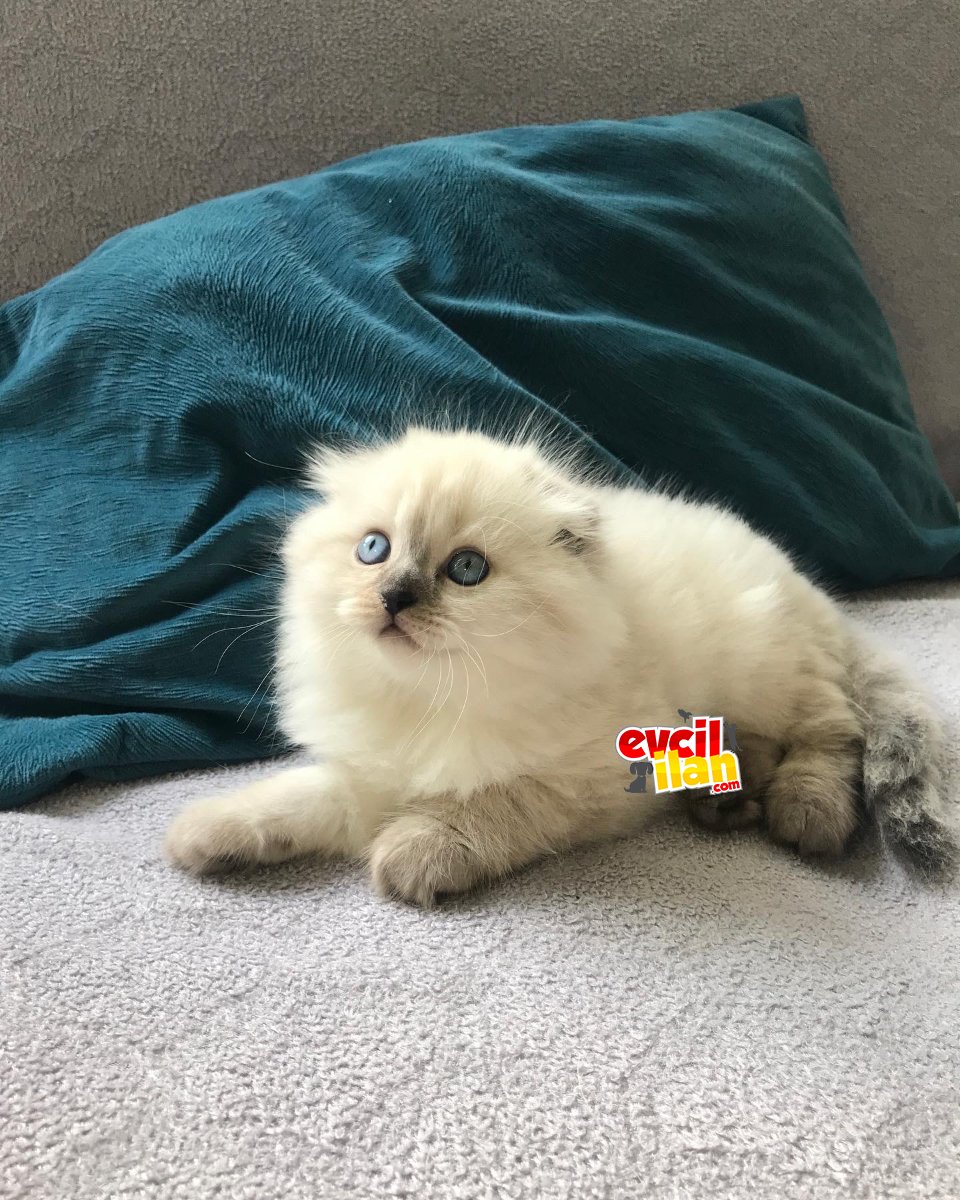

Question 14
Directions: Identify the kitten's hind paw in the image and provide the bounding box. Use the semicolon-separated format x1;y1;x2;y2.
763;754;859;858
765;795;856;857
165;796;299;875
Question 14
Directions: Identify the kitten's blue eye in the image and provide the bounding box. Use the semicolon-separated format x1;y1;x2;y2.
357;531;390;565
446;548;489;586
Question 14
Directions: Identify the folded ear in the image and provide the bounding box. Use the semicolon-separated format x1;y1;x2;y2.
549;496;600;556
551;524;594;556
524;455;599;556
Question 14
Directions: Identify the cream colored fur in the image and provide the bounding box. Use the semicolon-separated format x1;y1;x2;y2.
165;427;894;903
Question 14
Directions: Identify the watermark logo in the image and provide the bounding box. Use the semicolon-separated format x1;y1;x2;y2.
617;711;742;796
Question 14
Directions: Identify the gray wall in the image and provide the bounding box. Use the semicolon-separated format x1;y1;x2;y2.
2;0;957;489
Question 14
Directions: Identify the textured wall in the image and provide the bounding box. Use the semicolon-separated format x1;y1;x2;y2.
1;0;957;489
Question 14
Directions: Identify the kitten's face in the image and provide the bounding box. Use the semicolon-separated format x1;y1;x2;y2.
282;429;609;685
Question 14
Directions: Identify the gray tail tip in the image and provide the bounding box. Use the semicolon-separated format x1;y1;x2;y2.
884;811;960;881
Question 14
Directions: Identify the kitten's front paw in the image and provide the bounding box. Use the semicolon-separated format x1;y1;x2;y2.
369;815;483;907
765;793;857;857
165;796;296;875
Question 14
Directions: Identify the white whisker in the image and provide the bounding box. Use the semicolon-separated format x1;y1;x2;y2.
443;653;471;748
473;598;549;638
214;619;275;673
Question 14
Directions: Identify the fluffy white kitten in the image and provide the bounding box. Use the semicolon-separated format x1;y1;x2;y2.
166;427;955;903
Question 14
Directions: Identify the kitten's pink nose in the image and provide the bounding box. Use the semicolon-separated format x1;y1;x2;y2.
381;587;417;617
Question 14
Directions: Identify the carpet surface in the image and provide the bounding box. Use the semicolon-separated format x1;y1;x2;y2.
3;581;960;1199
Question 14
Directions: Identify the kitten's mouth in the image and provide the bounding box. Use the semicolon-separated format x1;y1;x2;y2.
378;618;420;649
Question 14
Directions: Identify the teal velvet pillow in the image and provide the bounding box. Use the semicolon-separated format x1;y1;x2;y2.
2;95;958;807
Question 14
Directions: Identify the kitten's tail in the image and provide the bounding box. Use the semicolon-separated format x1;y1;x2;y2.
848;634;957;876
